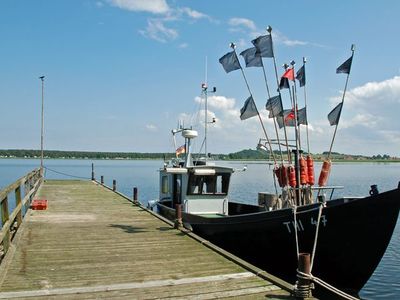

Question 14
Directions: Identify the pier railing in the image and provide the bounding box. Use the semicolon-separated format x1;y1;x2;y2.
0;168;42;261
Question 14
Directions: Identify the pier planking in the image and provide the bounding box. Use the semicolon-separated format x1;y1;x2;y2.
0;180;296;299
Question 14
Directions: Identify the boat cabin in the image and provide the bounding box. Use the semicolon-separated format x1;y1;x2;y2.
159;165;233;216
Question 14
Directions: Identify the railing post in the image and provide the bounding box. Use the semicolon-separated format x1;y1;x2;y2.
101;176;104;185
1;196;11;255
174;204;183;229
91;163;95;181
112;180;116;191
15;186;22;226
133;187;138;204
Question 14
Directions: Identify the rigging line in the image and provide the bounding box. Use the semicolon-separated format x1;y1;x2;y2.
293;205;300;260
44;166;91;180
310;201;324;271
233;47;277;165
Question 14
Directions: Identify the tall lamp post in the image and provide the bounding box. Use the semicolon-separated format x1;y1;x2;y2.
39;76;45;176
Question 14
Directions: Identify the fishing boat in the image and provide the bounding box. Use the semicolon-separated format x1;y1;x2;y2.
153;27;400;298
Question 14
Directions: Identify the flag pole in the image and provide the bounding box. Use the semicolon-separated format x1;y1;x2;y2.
327;45;355;160
261;61;284;163
302;57;311;154
267;26;291;164
231;43;277;165
39;76;45;177
289;61;302;205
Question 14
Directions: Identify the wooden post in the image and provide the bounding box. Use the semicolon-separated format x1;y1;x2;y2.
174;204;183;229
101;176;104;185
91;163;95;181
1;196;11;255
295;253;312;299
15;186;22;226
112;180;116;191
133;187;138;204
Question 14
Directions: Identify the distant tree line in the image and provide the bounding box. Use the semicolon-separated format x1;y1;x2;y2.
0;149;397;161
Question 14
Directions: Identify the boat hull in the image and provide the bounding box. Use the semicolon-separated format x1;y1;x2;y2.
157;188;400;296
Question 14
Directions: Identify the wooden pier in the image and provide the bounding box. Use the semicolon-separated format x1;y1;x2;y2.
0;177;298;299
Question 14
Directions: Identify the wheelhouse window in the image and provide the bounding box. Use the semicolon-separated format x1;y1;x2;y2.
161;176;169;194
187;173;230;195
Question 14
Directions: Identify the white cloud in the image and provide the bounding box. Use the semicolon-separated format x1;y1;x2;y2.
228;18;256;31
108;0;170;14
139;19;178;42
194;95;236;110
179;7;210;20
312;76;400;155
178;43;188;49
146;124;158;131
108;1;213;43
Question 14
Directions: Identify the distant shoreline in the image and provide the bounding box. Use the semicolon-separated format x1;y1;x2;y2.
0;149;399;163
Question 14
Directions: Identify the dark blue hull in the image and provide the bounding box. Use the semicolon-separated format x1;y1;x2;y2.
157;187;400;297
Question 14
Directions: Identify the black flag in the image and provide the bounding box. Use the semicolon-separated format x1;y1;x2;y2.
296;65;306;87
240;47;263;68
279;77;289;90
328;102;343;125
240;96;258;120
297;107;308;125
251;35;274;58
219;51;241;73
336;56;353;74
265;95;283;118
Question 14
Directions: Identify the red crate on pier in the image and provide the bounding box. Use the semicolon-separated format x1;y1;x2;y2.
31;199;48;210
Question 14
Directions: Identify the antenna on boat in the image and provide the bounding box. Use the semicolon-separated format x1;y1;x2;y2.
202;56;217;163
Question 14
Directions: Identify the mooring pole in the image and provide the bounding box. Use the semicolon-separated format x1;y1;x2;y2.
112;180;116;191
100;176;104;185
133;187;138;204
295;253;312;299
91;163;95;181
174;204;183;228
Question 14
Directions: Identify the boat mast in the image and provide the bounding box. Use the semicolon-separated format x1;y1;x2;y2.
202;57;216;163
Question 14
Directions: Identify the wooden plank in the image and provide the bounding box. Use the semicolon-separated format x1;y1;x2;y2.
0;180;295;299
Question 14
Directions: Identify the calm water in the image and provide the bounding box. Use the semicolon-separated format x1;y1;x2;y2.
1;158;399;299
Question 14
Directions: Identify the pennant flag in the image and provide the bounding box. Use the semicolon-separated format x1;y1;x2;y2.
277;109;294;128
297;107;308;125
276;107;307;128
251;35;274;58
336;56;353;74
282;68;295;81
175;145;186;157
219;51;241;73
279;77;289;90
296;65;306;87
265;95;283;118
328;102;343;125
240;47;263;68
240;96;258;120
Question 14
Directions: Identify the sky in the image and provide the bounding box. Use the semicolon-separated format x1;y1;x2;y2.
1;0;400;156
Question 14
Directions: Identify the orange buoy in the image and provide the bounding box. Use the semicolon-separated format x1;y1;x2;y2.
274;164;288;187
306;155;315;185
318;159;332;187
288;165;297;187
299;156;308;185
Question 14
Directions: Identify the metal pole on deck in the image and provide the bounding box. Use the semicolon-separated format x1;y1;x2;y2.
39;76;45;176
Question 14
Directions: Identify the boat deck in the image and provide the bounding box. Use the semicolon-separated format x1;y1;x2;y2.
0;180;297;299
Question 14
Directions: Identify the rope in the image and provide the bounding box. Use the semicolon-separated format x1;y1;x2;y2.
44;166;91;180
310;201;325;271
297;270;359;300
293;205;300;259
